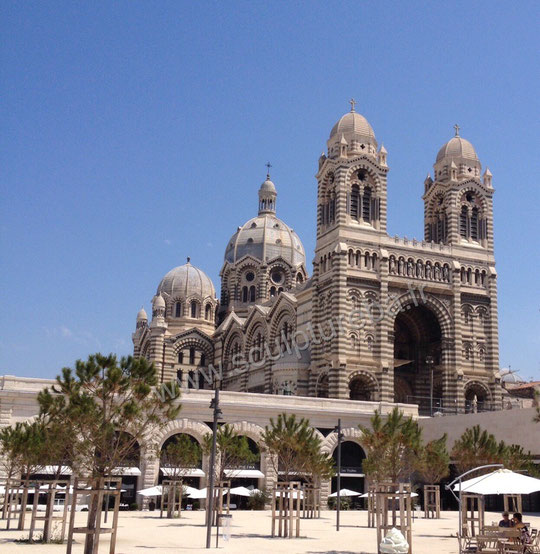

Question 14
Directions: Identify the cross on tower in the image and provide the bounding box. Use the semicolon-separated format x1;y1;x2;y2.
454;123;460;137
349;98;356;112
265;162;272;178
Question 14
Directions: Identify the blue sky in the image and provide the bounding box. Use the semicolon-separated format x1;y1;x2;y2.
1;1;539;380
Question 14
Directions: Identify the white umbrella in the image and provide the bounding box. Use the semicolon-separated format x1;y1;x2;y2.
329;488;361;497
275;490;304;499
137;486;162;497
188;487;227;500
229;486;252;497
453;469;540;495
360;491;418;498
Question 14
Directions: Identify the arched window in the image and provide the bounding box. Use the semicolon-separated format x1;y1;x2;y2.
190;301;198;318
350;184;360;220
471;208;479;240
176;369;183;383
189;347;195;365
362;186;372;222
364;252;370;269
269;286;276;297
178;351;184;364
205;304;212;320
372;253;377;269
296;272;303;284
249;285;256;302
242;286;248;302
175;302;182;318
329;191;336;224
200;353;206;366
460;206;468;238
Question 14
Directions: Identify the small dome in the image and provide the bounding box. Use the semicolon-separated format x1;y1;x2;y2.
436;136;479;163
329;111;376;141
136;307;148;321
224;214;306;267
260;178;276;193
152;293;165;309
157;259;216;300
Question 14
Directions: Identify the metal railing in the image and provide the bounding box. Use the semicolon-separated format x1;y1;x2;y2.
406;395;495;416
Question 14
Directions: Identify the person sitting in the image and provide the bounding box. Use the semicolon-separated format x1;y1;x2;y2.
512;512;532;545
499;511;513;527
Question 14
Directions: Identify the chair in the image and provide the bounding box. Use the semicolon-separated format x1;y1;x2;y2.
459;528;478;553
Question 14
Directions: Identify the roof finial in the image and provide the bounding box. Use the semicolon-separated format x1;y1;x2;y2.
265;161;272;179
454;123;460;137
187;256;191;264
349;98;356;112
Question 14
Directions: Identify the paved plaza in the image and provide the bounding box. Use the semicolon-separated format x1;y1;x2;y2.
1;510;540;553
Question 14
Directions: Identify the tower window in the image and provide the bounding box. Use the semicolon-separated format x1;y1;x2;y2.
362;187;372;222
350;184;360;220
178;352;184;364
175;302;182;318
242;286;248;302
471;208;479;240
460;206;468;238
190;301;198;318
249;285;256;302
205;304;212;320
189;347;195;365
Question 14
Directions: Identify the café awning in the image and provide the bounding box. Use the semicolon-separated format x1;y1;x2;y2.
111;467;141;476
453;469;540;495
224;469;264;479
160;468;205;477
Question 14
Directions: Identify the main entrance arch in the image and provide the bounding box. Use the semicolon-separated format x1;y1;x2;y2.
393;304;442;412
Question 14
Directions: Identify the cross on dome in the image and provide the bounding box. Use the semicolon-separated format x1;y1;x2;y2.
454;123;460;137
265;161;272;178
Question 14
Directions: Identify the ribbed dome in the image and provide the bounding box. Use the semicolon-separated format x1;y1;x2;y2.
260;178;276;193
136;307;148;321
224;214;305;266
329;111;376;141
436;136;479;163
157;260;216;300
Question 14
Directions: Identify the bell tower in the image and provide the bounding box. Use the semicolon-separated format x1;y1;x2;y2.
311;101;389;398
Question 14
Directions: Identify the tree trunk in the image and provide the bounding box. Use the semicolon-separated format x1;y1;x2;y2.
84;477;102;554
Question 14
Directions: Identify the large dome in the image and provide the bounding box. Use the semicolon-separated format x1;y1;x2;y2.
224;214;306;267
436;136;479;163
329;111;376;141
157;260;216;300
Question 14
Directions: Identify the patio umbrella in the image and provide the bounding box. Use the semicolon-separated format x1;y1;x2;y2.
229;486;252;497
329;489;361;497
360;491;419;498
137;486;163;497
188;487;227;500
275;490;304;499
453;469;540;495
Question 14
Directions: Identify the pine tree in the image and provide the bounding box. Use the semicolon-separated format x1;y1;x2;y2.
359;407;423;483
38;353;181;554
261;413;334;484
418;434;450;485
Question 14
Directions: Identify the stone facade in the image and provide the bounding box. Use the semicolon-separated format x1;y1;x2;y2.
133;105;503;415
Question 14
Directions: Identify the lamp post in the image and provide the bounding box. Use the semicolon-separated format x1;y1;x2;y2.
426;356;435;416
205;385;222;549
334;418;343;531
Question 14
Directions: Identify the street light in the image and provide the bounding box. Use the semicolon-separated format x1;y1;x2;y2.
333;418;344;531
425;356;435;416
206;385;223;549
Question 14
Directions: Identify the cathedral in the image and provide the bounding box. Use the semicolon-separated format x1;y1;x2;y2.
132;103;503;416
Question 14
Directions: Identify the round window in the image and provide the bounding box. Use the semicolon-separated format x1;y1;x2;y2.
271;270;284;284
245;271;255;282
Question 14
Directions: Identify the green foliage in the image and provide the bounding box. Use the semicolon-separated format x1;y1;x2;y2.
247;489;270;510
261;413;334;484
0;420;47;479
418;434;450;484
359;407;423;483
160;434;202;478
203;424;259;482
328;496;351;511
38;353;181;478
451;425;536;477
